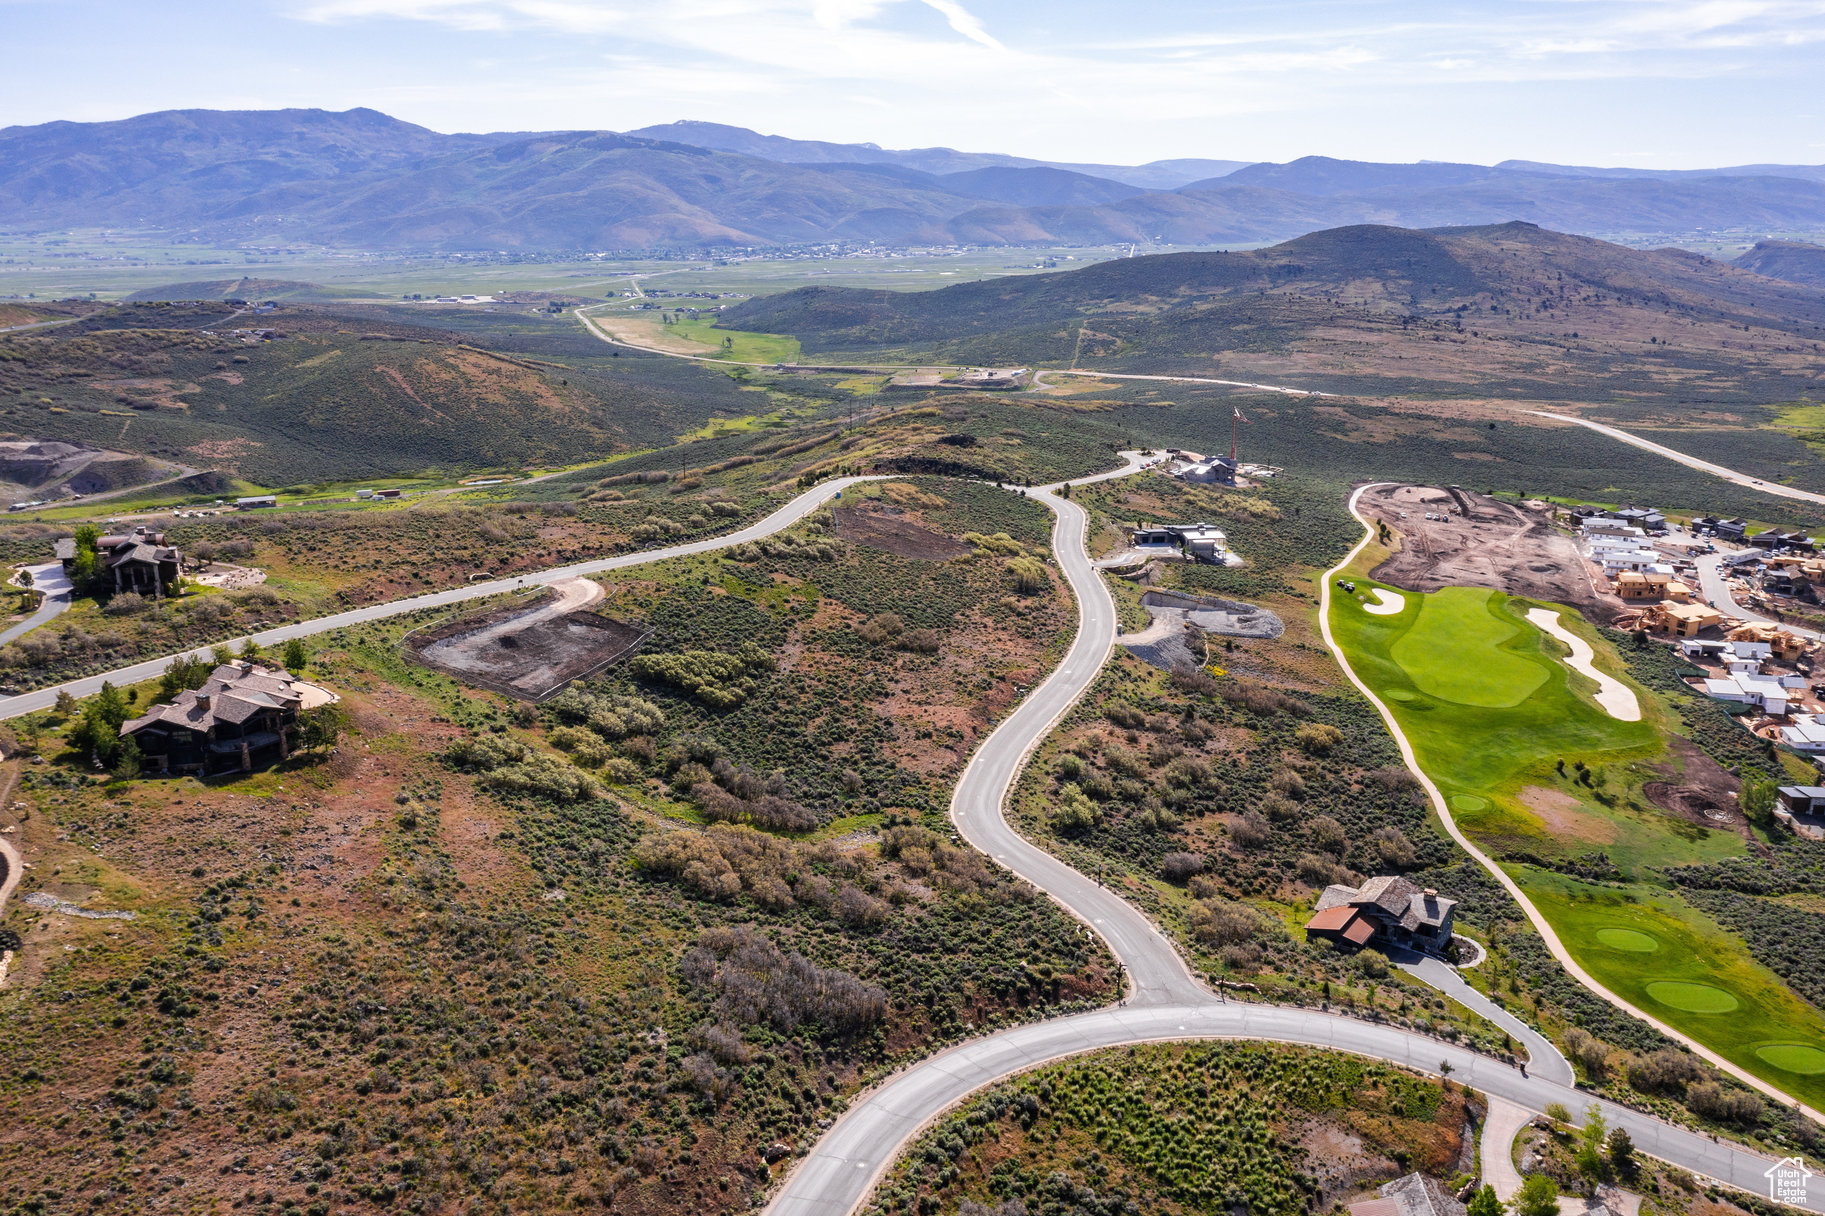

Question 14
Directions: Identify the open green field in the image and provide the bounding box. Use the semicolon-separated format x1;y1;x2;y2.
668;315;801;364
1329;578;1825;1109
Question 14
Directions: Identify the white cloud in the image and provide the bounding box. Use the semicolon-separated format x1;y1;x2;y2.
919;0;1003;50
84;0;1816;165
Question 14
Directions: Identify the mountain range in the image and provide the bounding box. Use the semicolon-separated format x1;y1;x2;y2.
4;107;1825;255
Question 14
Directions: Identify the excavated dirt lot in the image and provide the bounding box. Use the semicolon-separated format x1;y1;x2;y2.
1643;737;1757;844
1362;483;1621;623
834;505;971;560
406;582;646;701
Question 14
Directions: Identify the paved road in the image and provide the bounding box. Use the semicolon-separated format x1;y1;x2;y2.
0;475;881;721
1321;484;1824;1124
1036;368;1330;398
7;436;1817;1205
0;562;72;647
577;306;1329;397
945;453;1207;1009
769;1000;1823;1215
1694;551;1825;642
1530;411;1825;509
1482;1096;1534;1202
766;467;1822;1216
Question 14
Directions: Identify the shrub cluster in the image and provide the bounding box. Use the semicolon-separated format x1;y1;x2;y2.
629;642;776;708
680;925;887;1034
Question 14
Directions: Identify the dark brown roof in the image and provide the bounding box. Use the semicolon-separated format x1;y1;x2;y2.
122;662;310;739
1305;905;1377;946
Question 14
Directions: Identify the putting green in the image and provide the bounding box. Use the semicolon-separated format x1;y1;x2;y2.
1757;1044;1825;1074
1646;981;1740;1013
1388;588;1549;707
1595;927;1659;953
1451;794;1488;811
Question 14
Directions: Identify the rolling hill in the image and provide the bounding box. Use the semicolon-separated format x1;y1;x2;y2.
0;301;755;484
621;120;1249;188
721;221;1825;402
1734;239;1825;288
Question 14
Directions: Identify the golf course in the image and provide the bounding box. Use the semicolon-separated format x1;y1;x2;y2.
1329;579;1825;1110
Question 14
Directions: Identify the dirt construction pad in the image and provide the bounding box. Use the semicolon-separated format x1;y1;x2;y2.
1362;484;1621;624
405;581;646;701
834;506;971;560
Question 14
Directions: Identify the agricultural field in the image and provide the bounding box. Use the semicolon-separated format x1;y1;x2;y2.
583;306;803;365
1327;576;1825;1112
0;475;1114;1216
866;1043;1473;1216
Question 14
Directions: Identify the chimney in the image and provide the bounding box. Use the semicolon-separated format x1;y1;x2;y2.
195;693;210;710
1423;888;1437;896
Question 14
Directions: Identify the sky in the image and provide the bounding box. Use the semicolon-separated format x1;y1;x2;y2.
5;0;1824;168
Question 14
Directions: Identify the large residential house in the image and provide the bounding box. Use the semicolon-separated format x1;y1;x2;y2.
58;526;182;595
1130;521;1230;563
119;662;335;776
1303;876;1456;954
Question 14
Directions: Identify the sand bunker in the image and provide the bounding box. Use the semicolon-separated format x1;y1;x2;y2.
1364;588;1406;615
1525;608;1640;721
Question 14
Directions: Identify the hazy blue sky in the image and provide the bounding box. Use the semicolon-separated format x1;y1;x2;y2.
6;0;1823;168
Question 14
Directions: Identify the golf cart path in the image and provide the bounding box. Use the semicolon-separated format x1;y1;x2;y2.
1323;483;1823;1124
1525;607;1641;721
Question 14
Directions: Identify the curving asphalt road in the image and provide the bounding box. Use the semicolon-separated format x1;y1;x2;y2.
6;427;1818;1205
1321;484;1825;1124
1694;551;1825;643
944;453;1207;1009
0;561;73;648
1036;368;1330;398
0;474;883;722
1528;411;1825;510
765;466;1823;1216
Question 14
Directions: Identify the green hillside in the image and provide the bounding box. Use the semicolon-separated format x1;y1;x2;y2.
0;302;756;484
720;222;1825;405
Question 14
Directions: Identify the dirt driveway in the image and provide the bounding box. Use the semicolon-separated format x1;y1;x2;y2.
1362;484;1620;623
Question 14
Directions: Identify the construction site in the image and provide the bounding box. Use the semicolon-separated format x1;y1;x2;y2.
1361;483;1619;624
403;578;647;701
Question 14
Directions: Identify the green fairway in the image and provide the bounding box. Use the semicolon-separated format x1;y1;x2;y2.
1524;874;1825;1102
1330;573;1825;1109
1389;588;1549;706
